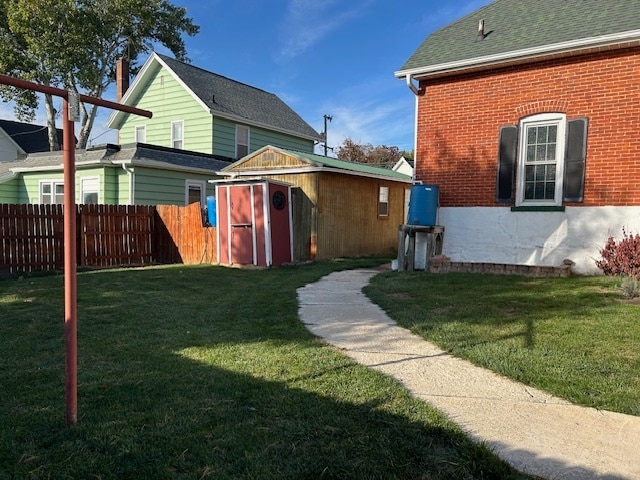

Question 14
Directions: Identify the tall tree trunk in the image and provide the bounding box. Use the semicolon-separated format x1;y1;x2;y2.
76;101;99;150
44;93;60;151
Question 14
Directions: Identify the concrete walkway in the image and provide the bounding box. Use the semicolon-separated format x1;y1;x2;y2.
297;269;640;480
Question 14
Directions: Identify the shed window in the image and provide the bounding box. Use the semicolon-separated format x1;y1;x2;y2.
378;186;389;216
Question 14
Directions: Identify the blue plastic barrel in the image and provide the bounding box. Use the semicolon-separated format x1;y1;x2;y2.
206;196;216;226
407;184;439;226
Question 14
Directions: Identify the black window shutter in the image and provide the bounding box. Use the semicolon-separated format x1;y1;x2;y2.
563;118;588;202
496;125;517;203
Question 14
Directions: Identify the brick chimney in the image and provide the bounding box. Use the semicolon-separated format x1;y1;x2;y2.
116;57;130;102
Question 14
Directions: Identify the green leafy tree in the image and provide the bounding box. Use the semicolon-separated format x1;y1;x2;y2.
0;0;199;150
336;137;403;168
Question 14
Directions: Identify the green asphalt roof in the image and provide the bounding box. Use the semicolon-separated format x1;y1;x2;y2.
224;146;412;181
398;0;640;73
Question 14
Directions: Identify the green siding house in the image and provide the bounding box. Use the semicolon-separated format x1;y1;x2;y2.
107;53;322;159
0;143;231;206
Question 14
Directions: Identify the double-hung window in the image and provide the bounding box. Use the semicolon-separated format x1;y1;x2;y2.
517;113;566;206
378;186;389;216
171;120;184;149
135;125;146;143
497;114;588;206
40;180;64;204
236;125;249;158
81;177;100;204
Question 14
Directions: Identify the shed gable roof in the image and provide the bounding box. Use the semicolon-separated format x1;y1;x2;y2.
223;145;412;182
397;0;640;78
109;53;321;142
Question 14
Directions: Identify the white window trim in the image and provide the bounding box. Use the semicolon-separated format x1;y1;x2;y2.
378;186;390;217
171;120;184;149
39;179;64;204
235;124;250;158
135;125;146;143
80;176;100;204
185;179;206;206
516;113;566;207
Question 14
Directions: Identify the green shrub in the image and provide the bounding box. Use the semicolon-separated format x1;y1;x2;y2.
618;275;640;299
596;228;640;279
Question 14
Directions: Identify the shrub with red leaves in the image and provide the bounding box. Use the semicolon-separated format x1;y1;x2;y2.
596;228;640;279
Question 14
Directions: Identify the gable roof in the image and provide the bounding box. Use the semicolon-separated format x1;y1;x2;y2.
0;119;64;155
221;145;412;182
0;143;231;180
108;53;321;142
396;0;640;80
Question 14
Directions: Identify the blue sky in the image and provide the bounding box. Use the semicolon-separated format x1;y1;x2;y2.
2;0;491;155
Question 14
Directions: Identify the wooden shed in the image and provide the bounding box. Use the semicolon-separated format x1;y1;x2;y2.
214;145;412;262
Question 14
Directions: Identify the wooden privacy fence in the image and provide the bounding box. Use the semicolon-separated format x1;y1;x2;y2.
0;202;217;276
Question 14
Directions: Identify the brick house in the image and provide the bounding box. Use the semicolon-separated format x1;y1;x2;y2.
395;0;640;274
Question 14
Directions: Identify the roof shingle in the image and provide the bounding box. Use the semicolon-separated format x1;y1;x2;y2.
157;54;321;141
397;0;640;75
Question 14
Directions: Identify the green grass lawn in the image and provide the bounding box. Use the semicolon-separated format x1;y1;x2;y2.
364;271;640;416
0;258;533;480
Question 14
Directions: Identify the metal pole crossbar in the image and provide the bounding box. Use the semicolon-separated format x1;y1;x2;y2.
0;74;152;425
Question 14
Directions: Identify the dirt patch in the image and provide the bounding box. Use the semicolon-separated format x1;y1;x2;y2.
621;297;640;306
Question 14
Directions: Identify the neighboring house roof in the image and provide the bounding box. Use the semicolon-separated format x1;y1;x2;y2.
220;145;412;182
108;53;322;142
396;0;640;80
0;143;231;180
392;156;414;176
0;119;64;155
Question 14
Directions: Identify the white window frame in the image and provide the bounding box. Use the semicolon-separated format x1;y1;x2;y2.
171;120;184;149
39;180;64;205
516;113;566;207
185;180;206;206
135;125;146;143
80;176;100;204
235;125;249;158
378;186;389;217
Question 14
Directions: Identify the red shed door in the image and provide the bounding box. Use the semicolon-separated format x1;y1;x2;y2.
268;183;292;266
229;185;254;265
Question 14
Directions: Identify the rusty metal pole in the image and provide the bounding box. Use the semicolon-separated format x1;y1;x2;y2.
0;74;151;426
62;99;78;426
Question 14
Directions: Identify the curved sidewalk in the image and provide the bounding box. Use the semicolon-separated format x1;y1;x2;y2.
297;269;640;480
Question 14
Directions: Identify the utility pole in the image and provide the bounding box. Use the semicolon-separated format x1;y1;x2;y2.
322;114;332;156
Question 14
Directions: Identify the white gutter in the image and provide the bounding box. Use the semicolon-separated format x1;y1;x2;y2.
0;170;17;183
121;163;135;205
395;29;640;81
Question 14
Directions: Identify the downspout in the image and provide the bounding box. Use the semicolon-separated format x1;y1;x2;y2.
122;163;135;205
406;74;420;96
406;75;421;183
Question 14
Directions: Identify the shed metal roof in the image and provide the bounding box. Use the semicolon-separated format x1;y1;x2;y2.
222;145;412;182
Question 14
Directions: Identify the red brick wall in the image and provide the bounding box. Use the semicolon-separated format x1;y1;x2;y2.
415;47;640;207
